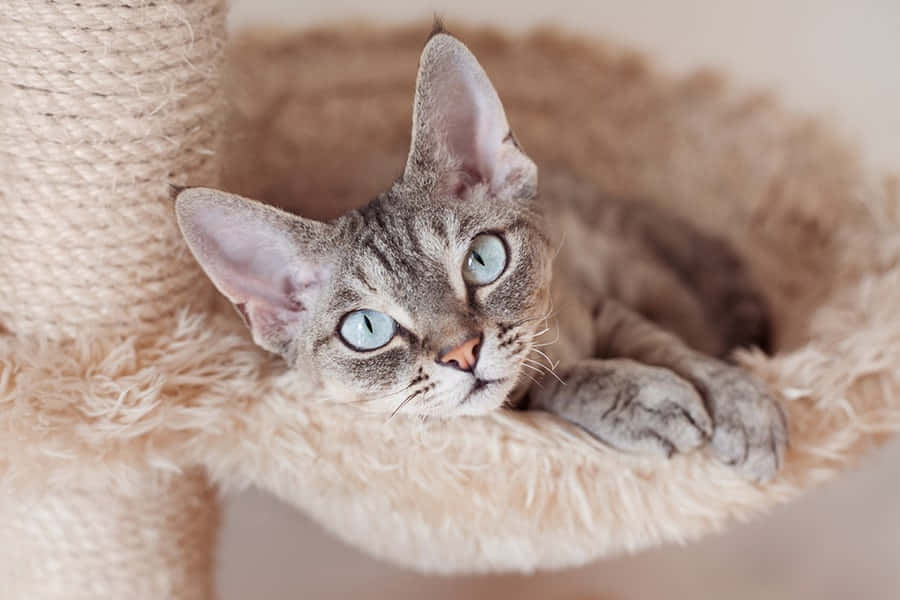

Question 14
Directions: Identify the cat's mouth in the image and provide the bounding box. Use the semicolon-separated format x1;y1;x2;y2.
459;377;505;406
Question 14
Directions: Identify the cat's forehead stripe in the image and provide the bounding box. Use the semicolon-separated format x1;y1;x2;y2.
402;217;426;256
363;237;394;274
430;212;448;239
353;265;376;293
340;206;458;315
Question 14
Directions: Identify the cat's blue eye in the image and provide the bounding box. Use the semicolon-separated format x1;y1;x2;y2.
339;309;397;351
462;233;507;286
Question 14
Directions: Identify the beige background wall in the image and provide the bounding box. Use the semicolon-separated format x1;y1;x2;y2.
220;2;900;598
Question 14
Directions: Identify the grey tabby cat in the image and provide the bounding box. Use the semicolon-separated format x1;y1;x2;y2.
175;28;787;482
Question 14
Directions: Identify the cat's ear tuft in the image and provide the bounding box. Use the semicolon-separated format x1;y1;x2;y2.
175;188;335;356
405;33;536;198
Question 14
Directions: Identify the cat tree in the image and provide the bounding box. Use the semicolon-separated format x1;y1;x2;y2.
2;1;899;598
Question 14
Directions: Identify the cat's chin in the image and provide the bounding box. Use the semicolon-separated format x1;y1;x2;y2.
327;374;517;418
442;395;506;417
429;378;516;418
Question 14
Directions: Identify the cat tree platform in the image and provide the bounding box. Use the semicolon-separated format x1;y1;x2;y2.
1;2;898;597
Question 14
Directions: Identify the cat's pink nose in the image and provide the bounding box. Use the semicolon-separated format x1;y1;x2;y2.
438;335;482;372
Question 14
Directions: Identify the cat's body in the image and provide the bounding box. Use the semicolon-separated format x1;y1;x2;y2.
175;28;787;482
539;170;771;367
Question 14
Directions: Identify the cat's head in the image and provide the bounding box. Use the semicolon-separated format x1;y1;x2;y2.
176;32;553;416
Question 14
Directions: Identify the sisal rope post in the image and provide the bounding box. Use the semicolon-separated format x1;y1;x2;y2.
0;0;223;339
0;470;218;599
0;1;227;597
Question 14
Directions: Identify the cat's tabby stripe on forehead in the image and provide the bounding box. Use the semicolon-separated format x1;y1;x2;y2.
402;218;425;256
353;266;377;293
430;214;448;240
363;238;394;274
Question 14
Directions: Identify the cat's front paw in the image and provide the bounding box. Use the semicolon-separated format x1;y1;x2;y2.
692;362;788;482
531;359;713;458
613;365;714;458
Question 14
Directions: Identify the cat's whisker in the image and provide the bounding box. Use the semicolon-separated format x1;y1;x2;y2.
522;358;554;380
534;307;555;328
530;347;559;370
522;356;547;368
550;230;567;262
525;326;551;339
508;303;555;331
531;323;561;347
524;355;566;385
375;378;425;401
543;369;566;386
520;362;545;376
531;309;557;339
531;339;557;348
519;370;543;389
387;385;434;421
507;316;537;330
388;392;418;421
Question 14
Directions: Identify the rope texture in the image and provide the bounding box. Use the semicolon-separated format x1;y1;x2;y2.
0;0;226;339
0;470;218;599
0;2;226;597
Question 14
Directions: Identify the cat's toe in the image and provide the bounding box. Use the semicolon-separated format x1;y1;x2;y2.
616;369;713;457
704;367;788;482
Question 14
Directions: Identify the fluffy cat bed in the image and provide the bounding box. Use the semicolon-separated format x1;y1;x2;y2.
2;2;899;596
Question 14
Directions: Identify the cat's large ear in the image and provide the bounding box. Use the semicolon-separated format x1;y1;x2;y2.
404;32;536;197
175;188;335;355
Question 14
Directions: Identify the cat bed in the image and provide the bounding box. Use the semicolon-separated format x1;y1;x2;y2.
2;2;899;596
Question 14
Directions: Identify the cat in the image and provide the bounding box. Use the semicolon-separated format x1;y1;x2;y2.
174;26;787;482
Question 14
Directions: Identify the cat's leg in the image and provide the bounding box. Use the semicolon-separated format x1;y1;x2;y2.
636;209;773;356
529;358;712;457
592;299;788;482
611;253;725;357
